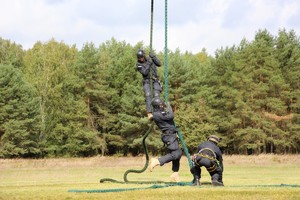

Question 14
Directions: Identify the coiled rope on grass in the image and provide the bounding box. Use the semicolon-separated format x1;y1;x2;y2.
100;123;162;184
100;0;158;184
69;184;300;193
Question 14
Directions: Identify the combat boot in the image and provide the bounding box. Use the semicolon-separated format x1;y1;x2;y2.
192;179;200;186
149;158;160;172
212;180;224;186
170;172;180;182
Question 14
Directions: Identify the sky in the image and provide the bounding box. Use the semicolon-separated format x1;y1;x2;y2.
1;0;300;55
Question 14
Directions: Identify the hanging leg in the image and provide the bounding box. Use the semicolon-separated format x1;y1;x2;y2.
143;82;153;120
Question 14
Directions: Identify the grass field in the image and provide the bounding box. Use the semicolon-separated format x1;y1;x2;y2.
0;154;299;200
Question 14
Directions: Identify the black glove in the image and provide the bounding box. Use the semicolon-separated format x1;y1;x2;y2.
137;65;143;70
149;52;155;58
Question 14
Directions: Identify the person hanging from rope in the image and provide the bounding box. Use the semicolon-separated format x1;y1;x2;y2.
148;97;182;182
136;49;162;120
190;135;224;186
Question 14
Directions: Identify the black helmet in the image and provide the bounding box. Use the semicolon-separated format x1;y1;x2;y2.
136;49;145;59
151;97;165;109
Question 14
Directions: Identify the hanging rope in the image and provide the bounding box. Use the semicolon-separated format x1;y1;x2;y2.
164;0;168;102
100;0;192;184
121;0;157;182
150;0;154;53
100;0;155;184
163;0;193;169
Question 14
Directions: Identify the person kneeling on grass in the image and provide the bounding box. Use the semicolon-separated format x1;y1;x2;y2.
190;135;224;186
148;97;182;182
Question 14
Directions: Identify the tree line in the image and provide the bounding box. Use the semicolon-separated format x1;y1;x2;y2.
0;28;299;158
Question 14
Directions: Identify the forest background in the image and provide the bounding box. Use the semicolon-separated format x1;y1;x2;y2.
0;28;299;158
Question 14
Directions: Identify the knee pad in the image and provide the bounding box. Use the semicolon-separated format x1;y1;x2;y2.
145;91;151;97
154;91;160;97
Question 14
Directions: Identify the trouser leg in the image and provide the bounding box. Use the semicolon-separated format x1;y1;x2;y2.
153;81;162;98
158;148;182;167
209;165;223;182
143;83;152;113
210;171;219;181
210;166;224;186
190;166;201;180
218;171;223;183
172;158;180;172
190;165;201;186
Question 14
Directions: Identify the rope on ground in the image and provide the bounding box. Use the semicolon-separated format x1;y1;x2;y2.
122;123;153;182
69;182;192;193
69;184;300;193
99;123;154;184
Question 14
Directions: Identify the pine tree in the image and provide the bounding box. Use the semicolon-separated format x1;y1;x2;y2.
232;30;291;153
73;42;117;156
0;37;24;68
97;38;149;155
23;39;99;157
0;64;41;158
275;29;300;153
166;49;217;152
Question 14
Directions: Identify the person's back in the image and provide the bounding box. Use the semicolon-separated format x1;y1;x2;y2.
191;135;224;186
152;103;176;133
198;140;223;163
149;97;182;182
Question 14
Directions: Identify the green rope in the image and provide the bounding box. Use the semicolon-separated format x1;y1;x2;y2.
122;0;155;180
149;0;154;111
69;184;300;193
163;0;193;169
99;0;193;185
99;124;155;184
70;182;192;193
124;0;155;181
177;129;193;169
164;0;168;102
123;123;153;182
100;0;155;184
150;0;154;53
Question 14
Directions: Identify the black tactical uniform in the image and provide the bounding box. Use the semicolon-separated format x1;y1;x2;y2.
190;135;224;186
151;98;182;172
136;49;162;114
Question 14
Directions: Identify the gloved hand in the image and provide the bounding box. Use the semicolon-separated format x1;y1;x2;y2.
149;52;155;58
137;65;143;70
192;154;197;161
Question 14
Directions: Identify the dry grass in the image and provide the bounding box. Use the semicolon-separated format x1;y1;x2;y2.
0;154;299;200
224;154;300;166
0;156;148;169
1;154;299;169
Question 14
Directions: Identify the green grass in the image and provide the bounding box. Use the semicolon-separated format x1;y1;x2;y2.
0;155;299;200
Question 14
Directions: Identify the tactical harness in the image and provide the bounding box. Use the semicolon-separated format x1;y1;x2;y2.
195;148;219;172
